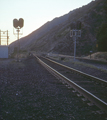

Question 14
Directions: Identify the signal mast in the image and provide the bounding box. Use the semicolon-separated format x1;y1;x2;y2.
70;21;82;61
13;18;24;61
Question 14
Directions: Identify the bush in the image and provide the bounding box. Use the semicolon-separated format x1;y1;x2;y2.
97;23;107;51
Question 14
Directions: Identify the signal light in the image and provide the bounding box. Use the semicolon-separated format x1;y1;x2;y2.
70;22;76;30
19;18;24;28
13;19;19;28
13;18;24;29
70;21;81;30
77;21;81;30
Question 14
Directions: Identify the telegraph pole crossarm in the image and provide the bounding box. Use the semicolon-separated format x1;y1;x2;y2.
0;30;9;45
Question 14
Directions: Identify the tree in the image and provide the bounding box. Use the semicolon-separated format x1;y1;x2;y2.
104;0;107;14
97;23;107;51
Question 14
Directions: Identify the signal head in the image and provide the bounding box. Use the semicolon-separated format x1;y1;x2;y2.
13;19;19;28
19;18;24;28
77;21;81;30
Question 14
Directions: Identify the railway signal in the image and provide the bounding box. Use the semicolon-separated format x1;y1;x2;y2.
19;18;24;28
70;21;82;61
13;18;24;61
13;18;24;29
77;21;81;30
13;19;19;28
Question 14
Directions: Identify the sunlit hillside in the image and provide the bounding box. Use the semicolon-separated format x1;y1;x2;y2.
9;0;107;56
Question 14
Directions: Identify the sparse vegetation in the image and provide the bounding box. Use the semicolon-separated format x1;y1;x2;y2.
48;53;107;73
10;50;28;59
85;52;107;61
97;23;107;52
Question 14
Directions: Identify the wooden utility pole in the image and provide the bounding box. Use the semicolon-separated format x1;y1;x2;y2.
0;30;9;45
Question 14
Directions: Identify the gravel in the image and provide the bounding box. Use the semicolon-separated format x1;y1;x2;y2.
48;57;107;81
78;59;107;71
0;56;106;120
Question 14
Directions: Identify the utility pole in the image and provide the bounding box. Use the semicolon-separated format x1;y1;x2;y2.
0;30;9;45
7;30;8;45
74;31;77;61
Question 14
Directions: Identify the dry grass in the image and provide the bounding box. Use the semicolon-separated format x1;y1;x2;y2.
48;54;107;73
11;51;28;59
84;52;107;61
11;60;26;69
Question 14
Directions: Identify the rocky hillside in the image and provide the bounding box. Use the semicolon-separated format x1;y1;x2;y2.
9;0;106;56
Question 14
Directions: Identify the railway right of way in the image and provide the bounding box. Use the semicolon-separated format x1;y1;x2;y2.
1;55;107;119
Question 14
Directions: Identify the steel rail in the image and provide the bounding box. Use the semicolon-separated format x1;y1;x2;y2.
47;53;107;64
35;55;107;113
43;56;107;85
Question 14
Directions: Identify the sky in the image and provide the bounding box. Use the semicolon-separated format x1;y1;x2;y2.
0;0;93;45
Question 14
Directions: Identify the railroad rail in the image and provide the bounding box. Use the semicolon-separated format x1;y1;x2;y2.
47;53;107;64
44;56;107;85
33;54;107;113
47;53;107;71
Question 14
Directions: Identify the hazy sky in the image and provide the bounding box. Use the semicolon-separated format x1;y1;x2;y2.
0;0;93;44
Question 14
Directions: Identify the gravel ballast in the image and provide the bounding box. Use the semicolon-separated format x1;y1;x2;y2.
47;56;107;81
0;57;106;120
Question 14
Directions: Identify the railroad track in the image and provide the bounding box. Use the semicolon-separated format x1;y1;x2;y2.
47;53;107;71
33;54;107;114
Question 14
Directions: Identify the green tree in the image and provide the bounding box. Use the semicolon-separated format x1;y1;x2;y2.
97;23;107;51
104;0;107;14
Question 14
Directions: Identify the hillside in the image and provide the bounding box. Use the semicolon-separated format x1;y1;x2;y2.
9;0;107;56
